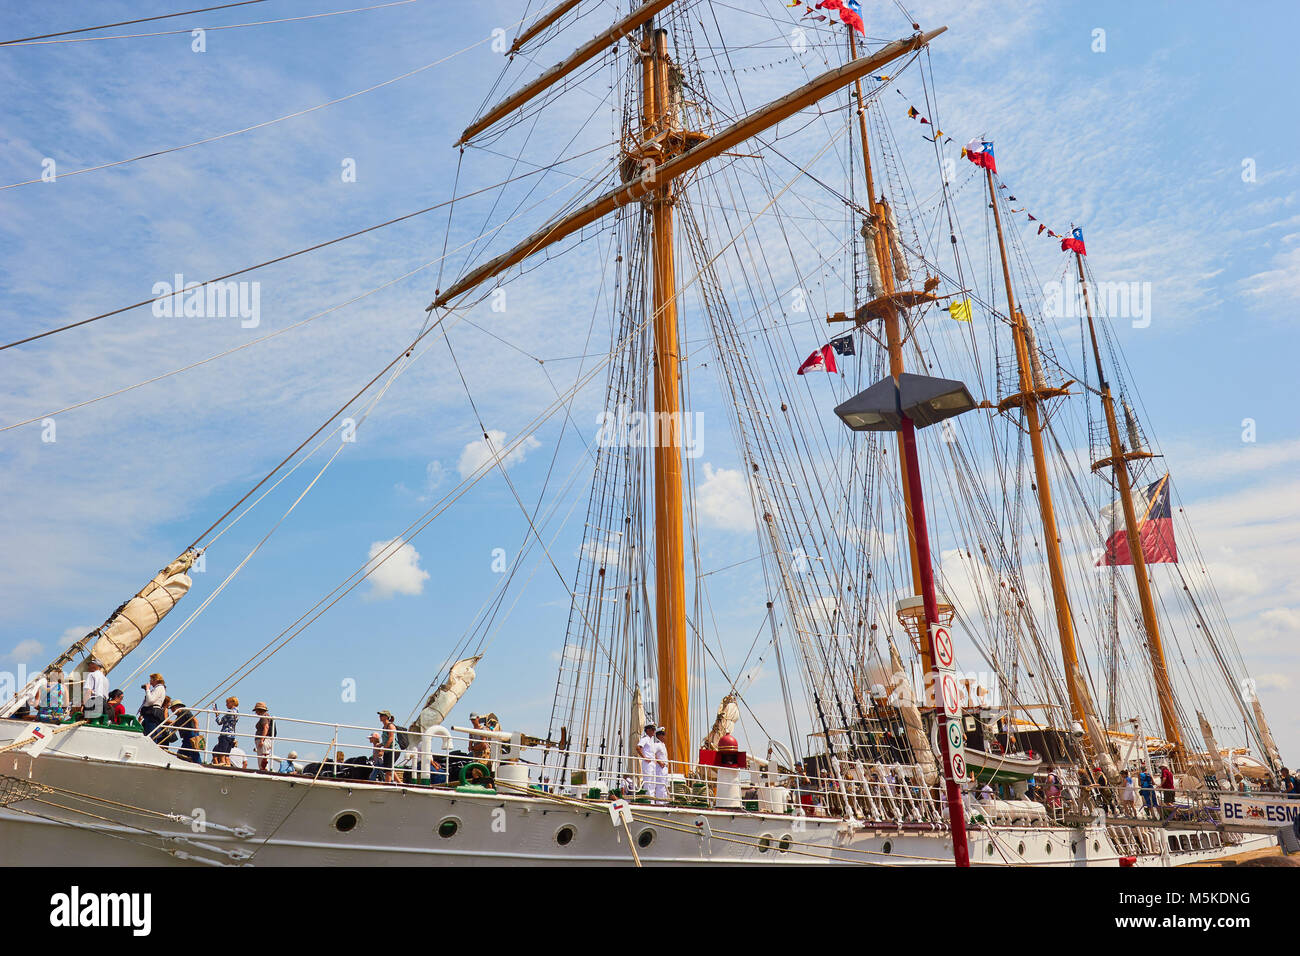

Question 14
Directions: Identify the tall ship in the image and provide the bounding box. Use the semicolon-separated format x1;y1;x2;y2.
1;0;1288;866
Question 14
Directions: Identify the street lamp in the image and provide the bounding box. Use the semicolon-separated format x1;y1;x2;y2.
835;371;976;867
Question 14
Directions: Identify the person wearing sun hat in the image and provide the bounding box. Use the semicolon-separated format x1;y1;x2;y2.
253;701;275;772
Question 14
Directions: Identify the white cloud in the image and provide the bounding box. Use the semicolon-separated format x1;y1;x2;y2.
1254;673;1294;693
695;463;753;532
1240;240;1300;302
456;430;541;480
6;639;44;664
365;538;429;600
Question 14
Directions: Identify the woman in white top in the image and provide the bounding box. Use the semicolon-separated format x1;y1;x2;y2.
139;674;167;738
1121;771;1137;816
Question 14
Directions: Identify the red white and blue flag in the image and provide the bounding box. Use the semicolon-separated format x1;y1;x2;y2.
1097;473;1178;566
816;0;864;34
961;139;996;173
1061;226;1087;256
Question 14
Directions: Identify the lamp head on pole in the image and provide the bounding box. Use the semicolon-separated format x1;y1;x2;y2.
833;372;976;432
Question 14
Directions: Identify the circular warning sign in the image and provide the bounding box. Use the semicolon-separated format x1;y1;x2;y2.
940;673;961;717
933;626;954;669
946;719;964;752
950;752;966;782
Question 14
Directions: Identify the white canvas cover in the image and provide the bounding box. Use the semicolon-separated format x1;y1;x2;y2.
75;551;197;675
410;656;480;733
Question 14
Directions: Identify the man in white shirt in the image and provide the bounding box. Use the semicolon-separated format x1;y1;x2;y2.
82;658;109;719
636;722;656;796
652;727;669;805
228;744;249;769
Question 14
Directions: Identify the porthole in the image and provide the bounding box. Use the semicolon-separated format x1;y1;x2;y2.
437;817;460;839
987;843;995;856
555;824;576;846
1094;840;1101;852
333;811;360;833
881;840;892;855
637;828;655;849
778;834;792;853
1072;841;1078;853
1017;842;1026;855
1045;842;1052;855
758;834;773;853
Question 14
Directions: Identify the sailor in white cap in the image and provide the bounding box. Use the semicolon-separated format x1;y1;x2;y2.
82;657;109;719
652;726;669;804
637;722;656;796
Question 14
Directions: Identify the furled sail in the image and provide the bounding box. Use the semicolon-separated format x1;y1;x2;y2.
73;550;198;676
1196;711;1232;786
1;550;197;718
700;694;739;751
1250;696;1282;774
887;638;939;786
410;656;480;733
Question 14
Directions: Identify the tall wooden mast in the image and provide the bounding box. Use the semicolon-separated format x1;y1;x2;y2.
1075;249;1184;766
644;23;689;769
984;167;1108;762
843;29;932;676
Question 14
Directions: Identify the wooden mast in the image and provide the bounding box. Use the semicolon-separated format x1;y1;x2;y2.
644;23;689;771
1075;249;1184;767
843;30;931;677
985;167;1107;760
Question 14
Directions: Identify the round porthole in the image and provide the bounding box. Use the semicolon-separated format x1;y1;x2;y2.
778;834;792;853
437;817;460;839
637;828;655;849
555;824;576;846
1072;841;1078;853
987;843;995;856
1093;840;1101;852
758;834;773;853
1045;842;1052;855
881;840;892;855
1017;841;1026;855
333;811;360;833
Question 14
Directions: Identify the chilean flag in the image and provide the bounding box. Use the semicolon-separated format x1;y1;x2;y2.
1097;473;1178;566
796;344;838;375
961;139;996;174
816;0;864;34
1061;226;1087;256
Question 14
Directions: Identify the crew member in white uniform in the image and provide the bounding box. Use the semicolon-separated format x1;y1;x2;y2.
652;726;669;804
82;658;109;719
637;722;656;796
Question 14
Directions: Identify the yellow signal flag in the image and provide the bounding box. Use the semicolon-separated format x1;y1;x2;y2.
947;298;972;322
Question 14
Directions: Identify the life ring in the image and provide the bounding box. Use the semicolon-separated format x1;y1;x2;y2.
459;762;492;786
990;740;1004;755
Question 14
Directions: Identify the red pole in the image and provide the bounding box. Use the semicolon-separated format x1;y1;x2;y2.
899;412;971;867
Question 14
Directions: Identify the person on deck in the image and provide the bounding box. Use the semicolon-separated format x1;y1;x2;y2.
228;742;249;769
651;726;669;805
278;751;300;774
377;710;398;783
212;696;239;767
1138;765;1157;818
368;733;385;780
170;700;203;764
253;702;275;772
1121;770;1137;817
105;689;126;724
82;658;108;719
1159;764;1176;811
138;673;167;738
637;722;656;796
36;668;68;722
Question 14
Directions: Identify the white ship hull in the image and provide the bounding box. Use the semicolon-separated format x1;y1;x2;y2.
0;722;1274;867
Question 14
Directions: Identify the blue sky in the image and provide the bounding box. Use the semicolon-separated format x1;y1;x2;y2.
2;0;1298;767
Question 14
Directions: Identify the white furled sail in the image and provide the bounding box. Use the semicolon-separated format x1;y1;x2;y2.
1;551;197;718
76;551;198;675
887;638;939;786
630;685;645;752
1250;696;1282;775
1197;711;1232;786
411;656;480;733
700;694;739;751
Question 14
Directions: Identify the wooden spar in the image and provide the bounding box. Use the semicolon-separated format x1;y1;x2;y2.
457;0;678;146
844;28;930;677
646;26;689;772
1076;250;1185;767
430;27;946;310
985;166;1106;757
510;0;582;54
